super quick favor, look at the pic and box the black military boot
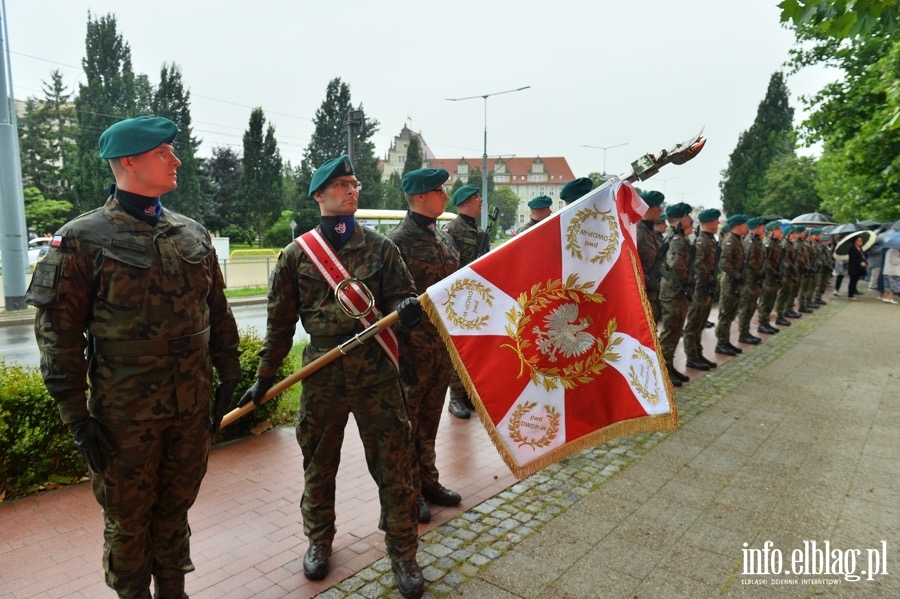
[738,334,761,345]
[715,343,737,356]
[416,495,431,523]
[798,305,814,313]
[670,367,690,382]
[422,482,461,506]
[669,374,682,387]
[775,316,792,326]
[685,358,710,371]
[701,356,718,369]
[785,310,803,318]
[392,559,425,598]
[303,542,331,580]
[758,324,779,335]
[153,575,187,599]
[448,397,470,419]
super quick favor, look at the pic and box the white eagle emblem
[533,303,596,362]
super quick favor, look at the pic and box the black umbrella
[791,212,838,226]
[878,230,900,250]
[762,214,785,223]
[856,220,881,230]
[834,230,877,257]
[830,223,862,235]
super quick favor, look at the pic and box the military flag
[420,179,678,478]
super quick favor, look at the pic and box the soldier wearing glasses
[239,155,426,598]
[387,168,462,526]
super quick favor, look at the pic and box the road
[0,302,307,369]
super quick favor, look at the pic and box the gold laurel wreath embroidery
[507,401,561,450]
[441,279,495,330]
[565,205,620,265]
[500,274,621,391]
[627,346,660,406]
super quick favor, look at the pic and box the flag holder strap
[217,301,408,430]
[218,129,707,431]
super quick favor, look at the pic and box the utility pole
[0,1,29,311]
[345,110,365,168]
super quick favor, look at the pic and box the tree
[719,72,795,215]
[489,186,520,231]
[23,187,73,236]
[152,63,207,221]
[299,78,383,210]
[466,167,494,197]
[73,12,140,213]
[401,135,423,175]
[237,108,283,247]
[779,0,900,39]
[758,155,822,217]
[204,146,242,234]
[382,172,405,211]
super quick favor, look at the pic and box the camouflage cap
[560,177,593,203]
[528,195,553,210]
[99,116,178,159]
[451,184,480,206]
[402,168,450,194]
[309,155,355,195]
[638,190,665,207]
[698,208,721,223]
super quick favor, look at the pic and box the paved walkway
[1,292,898,598]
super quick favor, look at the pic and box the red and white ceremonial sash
[295,230,400,371]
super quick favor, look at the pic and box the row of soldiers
[635,191,835,388]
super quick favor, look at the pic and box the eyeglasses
[330,180,362,192]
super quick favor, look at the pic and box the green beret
[665,202,692,219]
[451,184,479,206]
[98,116,178,159]
[810,227,823,235]
[726,214,747,227]
[657,211,667,224]
[560,177,593,202]
[793,225,807,234]
[697,208,721,223]
[765,221,782,232]
[309,155,355,195]
[746,216,766,229]
[638,190,665,207]
[402,168,450,194]
[528,195,553,210]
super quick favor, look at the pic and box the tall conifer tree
[236,108,283,247]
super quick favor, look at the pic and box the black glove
[211,380,238,433]
[67,417,115,473]
[237,376,276,409]
[397,296,422,328]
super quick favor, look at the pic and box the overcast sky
[4,1,837,211]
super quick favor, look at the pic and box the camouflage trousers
[775,276,797,315]
[91,408,209,599]
[646,287,661,323]
[757,281,780,326]
[737,283,763,336]
[659,294,690,366]
[682,292,713,361]
[799,273,816,307]
[295,375,418,561]
[815,270,831,301]
[448,370,469,404]
[716,278,743,343]
[402,344,454,494]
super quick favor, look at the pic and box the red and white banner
[421,179,678,478]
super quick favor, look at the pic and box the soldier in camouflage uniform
[796,227,816,313]
[516,195,553,234]
[658,202,694,387]
[813,230,834,304]
[683,208,721,371]
[635,190,666,322]
[238,156,426,598]
[442,184,483,419]
[714,214,748,356]
[27,117,242,599]
[737,216,767,345]
[756,221,785,334]
[387,168,462,527]
[775,226,802,325]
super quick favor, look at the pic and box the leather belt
[93,327,211,357]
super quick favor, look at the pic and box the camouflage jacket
[636,219,664,292]
[718,232,746,281]
[742,234,765,286]
[257,222,416,390]
[27,196,241,424]
[692,231,718,297]
[796,239,810,273]
[443,215,482,267]
[387,215,460,349]
[762,236,784,283]
[660,227,692,297]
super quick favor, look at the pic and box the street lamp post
[447,86,530,229]
[580,142,629,176]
